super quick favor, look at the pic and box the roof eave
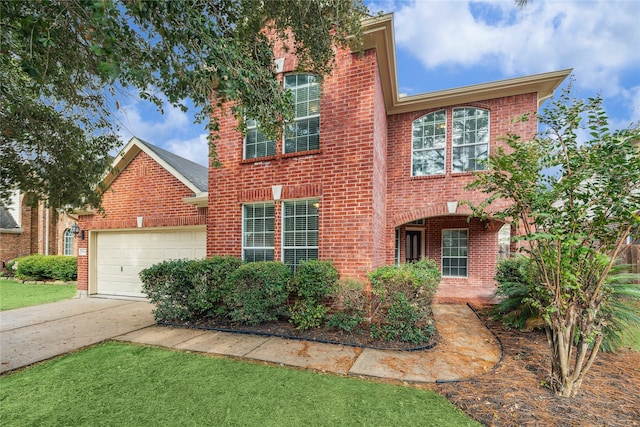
[183,192,209,207]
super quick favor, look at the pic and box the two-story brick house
[207,13,569,303]
[75,13,568,303]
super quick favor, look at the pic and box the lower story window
[282,199,319,270]
[442,229,468,277]
[243,203,274,262]
[63,229,74,256]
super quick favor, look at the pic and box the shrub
[187,256,243,317]
[326,278,367,333]
[288,260,339,330]
[14,255,77,281]
[140,259,198,321]
[492,256,538,330]
[371,293,434,345]
[140,256,243,322]
[226,261,291,325]
[369,259,440,307]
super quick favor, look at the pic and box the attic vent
[274,58,285,73]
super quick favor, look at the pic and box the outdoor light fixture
[70,223,80,236]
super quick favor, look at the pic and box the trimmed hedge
[288,260,339,330]
[13,255,77,281]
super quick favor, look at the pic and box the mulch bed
[436,308,640,427]
[161,315,437,351]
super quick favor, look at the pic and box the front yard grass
[0,279,76,311]
[0,341,479,427]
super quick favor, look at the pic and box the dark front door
[406,230,421,262]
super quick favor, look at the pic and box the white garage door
[95,228,206,297]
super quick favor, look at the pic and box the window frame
[451,107,490,173]
[283,73,321,154]
[243,118,276,160]
[281,198,319,271]
[411,110,447,177]
[63,228,74,256]
[242,202,275,263]
[441,228,468,278]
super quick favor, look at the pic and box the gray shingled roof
[0,206,19,229]
[137,139,208,192]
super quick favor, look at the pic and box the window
[63,229,74,256]
[442,229,468,277]
[452,107,489,172]
[284,74,320,153]
[244,119,275,159]
[412,110,446,176]
[243,203,275,262]
[282,199,319,270]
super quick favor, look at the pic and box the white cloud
[114,95,209,165]
[392,0,640,98]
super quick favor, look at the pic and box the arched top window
[452,107,489,172]
[284,74,320,153]
[63,228,74,256]
[412,110,446,176]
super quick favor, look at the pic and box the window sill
[241,149,323,165]
[410,174,446,181]
[282,149,323,159]
[241,155,278,164]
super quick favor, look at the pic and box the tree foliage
[1,0,368,209]
[468,88,640,397]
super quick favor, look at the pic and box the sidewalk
[2,299,501,382]
[115,304,502,383]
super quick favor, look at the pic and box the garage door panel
[96,228,206,297]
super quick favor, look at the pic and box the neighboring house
[75,13,569,303]
[0,190,79,269]
[76,137,208,297]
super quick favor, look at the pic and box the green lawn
[0,342,479,427]
[0,279,77,311]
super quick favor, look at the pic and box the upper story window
[244,119,275,160]
[284,74,320,153]
[63,228,74,256]
[412,110,446,176]
[452,107,489,172]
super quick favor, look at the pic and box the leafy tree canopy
[468,87,640,397]
[1,0,368,209]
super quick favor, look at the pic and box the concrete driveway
[0,298,154,374]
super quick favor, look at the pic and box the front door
[406,230,422,262]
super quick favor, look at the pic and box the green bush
[288,260,339,330]
[326,279,367,333]
[187,256,243,317]
[14,255,77,281]
[371,293,434,345]
[369,259,440,307]
[226,261,291,325]
[492,256,538,330]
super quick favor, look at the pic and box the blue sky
[114,0,640,165]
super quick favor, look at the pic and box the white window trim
[283,73,321,154]
[63,228,74,256]
[281,198,319,269]
[451,107,490,174]
[411,110,447,177]
[442,228,469,278]
[241,202,275,262]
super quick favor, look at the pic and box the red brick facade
[77,148,207,293]
[206,17,553,303]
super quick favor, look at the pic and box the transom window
[442,229,468,277]
[284,74,320,153]
[412,110,446,176]
[282,199,319,270]
[452,107,489,172]
[63,229,74,256]
[243,203,275,262]
[244,119,275,160]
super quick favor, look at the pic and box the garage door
[95,228,206,297]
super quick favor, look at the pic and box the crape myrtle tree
[468,89,640,397]
[1,0,368,209]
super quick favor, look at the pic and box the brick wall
[207,47,381,281]
[77,150,208,292]
[386,94,538,302]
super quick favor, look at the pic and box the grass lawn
[0,342,478,427]
[0,279,77,311]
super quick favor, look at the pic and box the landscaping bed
[436,307,640,427]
